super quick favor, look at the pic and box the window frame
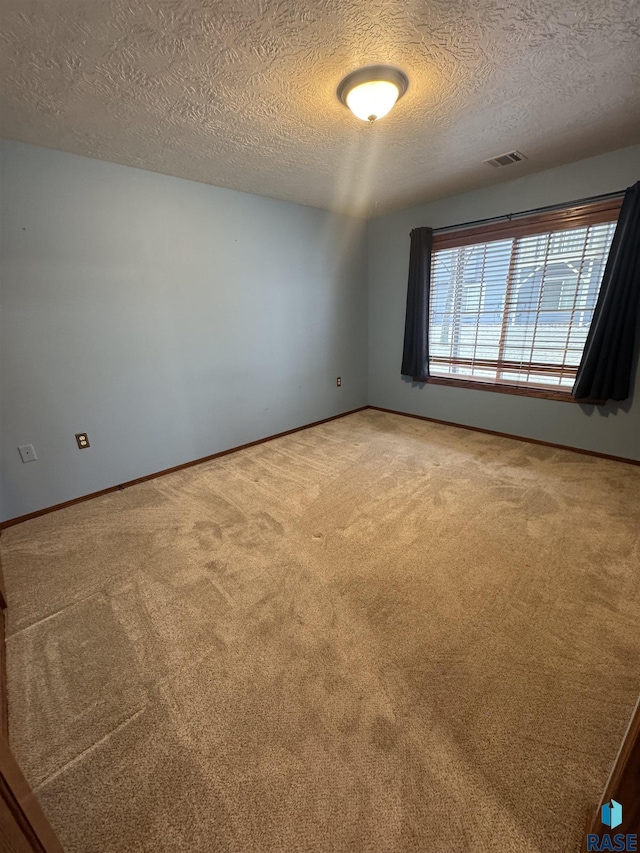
[427,197,623,404]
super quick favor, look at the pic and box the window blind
[428,203,620,392]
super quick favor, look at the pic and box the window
[428,199,622,398]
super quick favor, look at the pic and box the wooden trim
[0,736,65,853]
[432,197,623,250]
[368,406,640,467]
[0,407,368,530]
[0,551,6,740]
[0,532,66,851]
[582,695,640,848]
[0,550,7,611]
[0,609,7,742]
[425,375,602,404]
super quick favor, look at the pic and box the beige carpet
[2,409,639,853]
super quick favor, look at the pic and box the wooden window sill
[425,375,604,405]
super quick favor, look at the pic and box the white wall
[368,145,640,460]
[0,141,368,521]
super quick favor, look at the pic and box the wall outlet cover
[18,444,37,463]
[75,433,90,449]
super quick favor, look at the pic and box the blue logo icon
[602,800,623,830]
[587,800,636,851]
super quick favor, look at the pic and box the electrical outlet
[75,433,90,449]
[18,444,37,463]
[336,377,342,387]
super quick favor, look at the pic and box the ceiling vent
[483,150,527,168]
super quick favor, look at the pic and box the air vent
[483,150,527,168]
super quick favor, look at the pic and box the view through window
[429,206,620,394]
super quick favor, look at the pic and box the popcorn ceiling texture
[1,0,639,215]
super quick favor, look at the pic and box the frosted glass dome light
[346,80,399,122]
[338,66,409,123]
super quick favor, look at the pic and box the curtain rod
[432,189,626,235]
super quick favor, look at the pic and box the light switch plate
[18,444,37,463]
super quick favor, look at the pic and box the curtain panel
[573,181,640,402]
[401,227,433,382]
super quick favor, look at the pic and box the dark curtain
[401,227,433,382]
[573,181,640,402]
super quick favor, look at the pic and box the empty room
[0,1,639,851]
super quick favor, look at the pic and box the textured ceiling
[1,0,639,216]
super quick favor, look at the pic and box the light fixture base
[337,65,409,109]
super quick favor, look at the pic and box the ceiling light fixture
[337,65,409,123]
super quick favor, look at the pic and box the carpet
[2,409,639,852]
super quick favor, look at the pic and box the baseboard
[0,734,66,852]
[0,552,6,740]
[0,609,7,742]
[0,552,7,611]
[368,406,640,467]
[584,694,640,839]
[2,403,637,530]
[0,407,368,531]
